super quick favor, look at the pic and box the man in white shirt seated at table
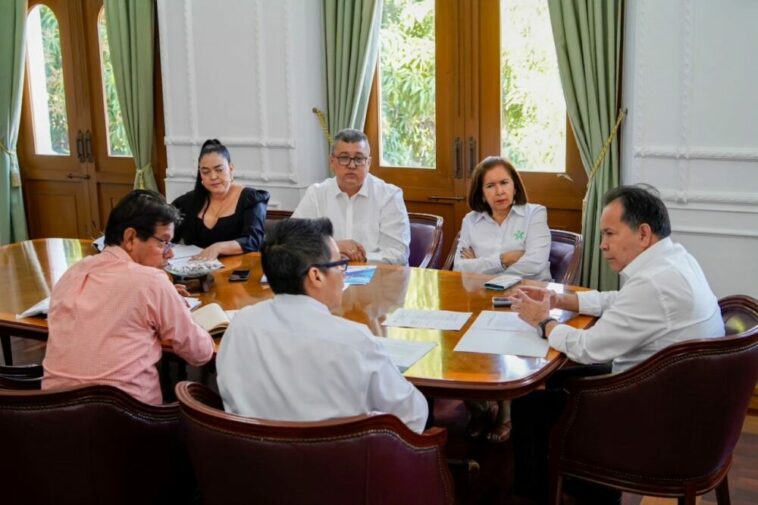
[292,128,410,265]
[216,217,428,433]
[509,184,724,504]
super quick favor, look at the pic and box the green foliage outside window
[98,15,132,156]
[38,6,69,155]
[380,0,436,168]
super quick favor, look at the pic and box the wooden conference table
[0,238,594,400]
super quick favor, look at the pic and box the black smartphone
[229,269,251,282]
[492,296,513,308]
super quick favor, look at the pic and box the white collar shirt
[216,294,428,433]
[453,204,552,280]
[549,237,725,372]
[292,174,410,265]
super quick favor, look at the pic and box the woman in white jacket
[455,156,552,443]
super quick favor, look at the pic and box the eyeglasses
[150,235,176,255]
[308,257,350,273]
[333,155,369,167]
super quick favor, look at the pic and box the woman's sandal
[486,419,512,444]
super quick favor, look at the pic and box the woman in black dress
[172,139,269,259]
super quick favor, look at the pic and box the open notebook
[190,303,238,336]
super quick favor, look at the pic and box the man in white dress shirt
[509,185,724,504]
[216,217,428,433]
[512,184,724,371]
[292,128,410,265]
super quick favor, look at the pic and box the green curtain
[323,0,383,138]
[104,0,157,191]
[548,0,624,291]
[0,0,29,245]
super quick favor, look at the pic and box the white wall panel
[622,0,758,297]
[158,0,328,207]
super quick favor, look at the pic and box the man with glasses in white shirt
[216,218,427,432]
[292,128,410,265]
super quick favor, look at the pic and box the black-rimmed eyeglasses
[150,235,176,255]
[309,258,349,273]
[332,155,369,167]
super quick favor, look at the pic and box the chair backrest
[408,212,444,268]
[551,330,758,496]
[176,381,455,505]
[442,231,460,271]
[719,295,758,336]
[263,209,293,238]
[0,363,43,390]
[549,229,583,285]
[0,385,193,505]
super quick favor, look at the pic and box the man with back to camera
[216,217,428,432]
[509,184,724,503]
[292,128,410,265]
[43,190,215,404]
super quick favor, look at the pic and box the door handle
[468,137,477,176]
[84,130,94,162]
[454,137,463,179]
[429,195,465,201]
[76,130,85,163]
[66,173,91,180]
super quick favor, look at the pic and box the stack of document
[455,311,547,358]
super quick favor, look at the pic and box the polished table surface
[0,238,594,400]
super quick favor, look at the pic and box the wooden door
[366,0,587,260]
[19,0,135,239]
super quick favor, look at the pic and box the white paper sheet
[184,297,203,310]
[382,308,472,331]
[16,297,51,318]
[454,311,548,357]
[371,337,437,372]
[171,244,204,260]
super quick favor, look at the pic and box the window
[500,0,565,172]
[97,9,131,157]
[26,5,69,155]
[379,0,435,168]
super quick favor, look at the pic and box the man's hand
[515,286,558,307]
[459,246,477,259]
[500,250,524,267]
[192,244,222,261]
[337,240,367,262]
[174,284,191,297]
[510,288,551,327]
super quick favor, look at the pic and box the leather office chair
[442,231,460,271]
[0,385,194,505]
[409,212,444,268]
[549,229,583,285]
[263,209,293,238]
[176,381,455,505]
[548,330,758,505]
[0,363,43,389]
[719,295,758,336]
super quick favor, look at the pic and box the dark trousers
[512,363,620,505]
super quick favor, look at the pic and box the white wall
[157,0,330,210]
[620,0,758,297]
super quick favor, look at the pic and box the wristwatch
[538,317,557,339]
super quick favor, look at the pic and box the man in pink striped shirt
[42,190,214,404]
